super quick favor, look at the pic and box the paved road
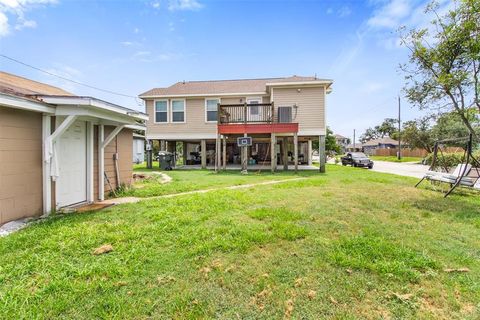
[370,160,428,179]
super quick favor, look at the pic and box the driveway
[370,161,429,179]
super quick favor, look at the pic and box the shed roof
[0,71,74,97]
[139,75,332,97]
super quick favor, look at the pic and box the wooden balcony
[217,103,298,135]
[218,103,275,124]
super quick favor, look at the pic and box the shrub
[424,151,480,170]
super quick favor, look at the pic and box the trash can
[158,151,174,170]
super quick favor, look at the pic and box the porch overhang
[218,123,299,135]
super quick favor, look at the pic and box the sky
[0,0,452,142]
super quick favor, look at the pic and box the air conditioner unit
[277,106,292,123]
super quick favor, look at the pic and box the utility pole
[398,96,401,160]
[353,129,356,150]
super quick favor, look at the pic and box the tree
[402,117,435,153]
[431,108,480,143]
[359,118,399,143]
[313,127,341,153]
[359,127,379,143]
[401,109,479,152]
[375,118,398,138]
[400,0,480,140]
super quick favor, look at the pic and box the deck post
[319,135,326,173]
[308,139,313,166]
[170,141,176,168]
[215,134,221,172]
[201,139,207,169]
[182,142,187,165]
[160,140,166,151]
[294,133,298,173]
[283,137,288,170]
[222,136,227,170]
[241,133,248,172]
[244,103,248,124]
[271,133,276,172]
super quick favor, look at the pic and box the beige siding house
[0,72,147,226]
[140,76,332,172]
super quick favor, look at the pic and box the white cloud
[151,0,203,12]
[326,7,333,14]
[338,6,352,18]
[367,0,411,29]
[168,0,202,11]
[0,0,56,37]
[14,18,36,30]
[133,51,151,57]
[133,27,140,34]
[121,41,142,47]
[0,11,9,36]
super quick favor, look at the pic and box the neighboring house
[0,72,147,226]
[335,134,349,153]
[133,133,145,163]
[345,144,362,152]
[362,137,398,155]
[139,75,332,172]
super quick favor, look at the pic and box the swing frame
[415,134,480,197]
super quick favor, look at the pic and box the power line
[0,54,138,99]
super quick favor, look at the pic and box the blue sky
[0,0,451,141]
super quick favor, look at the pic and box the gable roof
[362,137,398,147]
[139,75,332,97]
[335,134,348,139]
[0,71,74,97]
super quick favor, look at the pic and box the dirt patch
[133,172,172,184]
[93,244,113,255]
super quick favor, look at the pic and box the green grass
[1,165,479,319]
[370,155,424,163]
[125,163,313,198]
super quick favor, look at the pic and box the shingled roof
[139,75,332,97]
[362,137,399,147]
[0,71,74,97]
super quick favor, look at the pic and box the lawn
[125,163,312,198]
[370,155,424,163]
[1,165,479,319]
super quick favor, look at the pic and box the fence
[372,147,463,157]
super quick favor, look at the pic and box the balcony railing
[218,103,275,124]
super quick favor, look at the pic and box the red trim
[218,123,299,134]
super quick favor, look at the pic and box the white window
[155,100,168,123]
[171,99,185,123]
[205,98,219,122]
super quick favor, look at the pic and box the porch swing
[415,134,480,197]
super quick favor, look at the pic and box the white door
[247,97,262,122]
[56,120,87,207]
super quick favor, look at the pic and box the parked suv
[341,152,374,169]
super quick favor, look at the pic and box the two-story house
[335,134,350,154]
[139,76,332,172]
